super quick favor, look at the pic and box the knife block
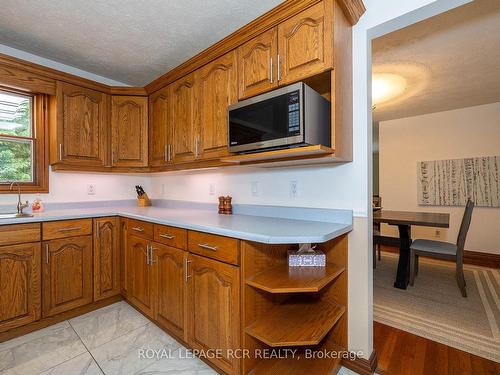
[137,193,152,207]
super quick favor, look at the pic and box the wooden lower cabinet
[0,243,41,333]
[153,243,186,341]
[93,217,120,301]
[186,253,241,375]
[42,236,93,317]
[126,234,155,318]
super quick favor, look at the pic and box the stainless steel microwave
[228,82,330,153]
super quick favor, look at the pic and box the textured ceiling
[372,0,500,122]
[0,0,283,86]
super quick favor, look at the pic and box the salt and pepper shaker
[218,196,233,215]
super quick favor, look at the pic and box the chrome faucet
[10,182,30,217]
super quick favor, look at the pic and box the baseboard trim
[464,250,500,269]
[0,295,122,343]
[341,350,378,375]
[380,245,500,269]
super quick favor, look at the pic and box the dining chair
[409,199,474,297]
[373,196,382,269]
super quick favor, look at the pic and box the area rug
[373,252,500,362]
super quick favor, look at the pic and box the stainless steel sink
[0,212,34,219]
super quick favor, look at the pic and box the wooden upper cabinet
[111,96,148,167]
[51,82,109,166]
[94,217,120,301]
[197,51,238,160]
[237,28,278,100]
[42,236,93,317]
[126,234,155,318]
[169,73,198,163]
[277,1,333,85]
[0,243,41,333]
[187,254,240,375]
[149,86,171,167]
[154,244,186,341]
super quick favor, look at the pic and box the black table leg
[394,224,411,289]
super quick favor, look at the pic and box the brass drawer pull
[185,258,192,283]
[160,233,175,239]
[58,226,82,232]
[198,243,218,251]
[150,246,157,264]
[132,227,144,232]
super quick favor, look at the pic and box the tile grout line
[24,320,94,375]
[68,319,107,375]
[67,301,151,351]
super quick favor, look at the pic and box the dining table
[373,210,450,289]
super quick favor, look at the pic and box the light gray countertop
[0,202,352,245]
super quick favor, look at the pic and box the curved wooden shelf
[246,263,344,293]
[245,299,345,347]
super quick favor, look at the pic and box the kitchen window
[0,88,48,193]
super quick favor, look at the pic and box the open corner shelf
[245,299,345,347]
[220,145,335,165]
[246,263,345,293]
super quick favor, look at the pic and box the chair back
[456,199,474,258]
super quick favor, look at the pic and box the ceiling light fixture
[372,73,407,107]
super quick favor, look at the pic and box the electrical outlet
[290,181,298,198]
[161,184,166,195]
[87,184,96,195]
[435,229,441,238]
[209,183,216,196]
[251,181,259,197]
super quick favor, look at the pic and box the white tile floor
[0,301,358,375]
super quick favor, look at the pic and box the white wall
[379,102,500,254]
[0,170,151,205]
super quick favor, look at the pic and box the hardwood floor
[374,322,500,375]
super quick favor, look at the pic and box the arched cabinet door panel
[0,243,41,333]
[154,243,186,341]
[126,234,155,318]
[94,217,120,301]
[42,236,92,317]
[52,81,109,166]
[237,28,278,100]
[197,51,238,160]
[278,1,333,85]
[186,253,240,375]
[169,73,198,163]
[149,87,172,167]
[111,96,148,167]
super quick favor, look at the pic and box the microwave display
[229,90,302,148]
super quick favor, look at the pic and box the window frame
[0,86,49,193]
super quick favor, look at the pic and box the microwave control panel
[287,90,301,135]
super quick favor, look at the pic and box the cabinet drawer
[126,218,153,239]
[188,231,240,265]
[43,219,92,240]
[0,223,40,246]
[154,224,187,250]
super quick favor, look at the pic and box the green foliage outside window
[0,97,33,183]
